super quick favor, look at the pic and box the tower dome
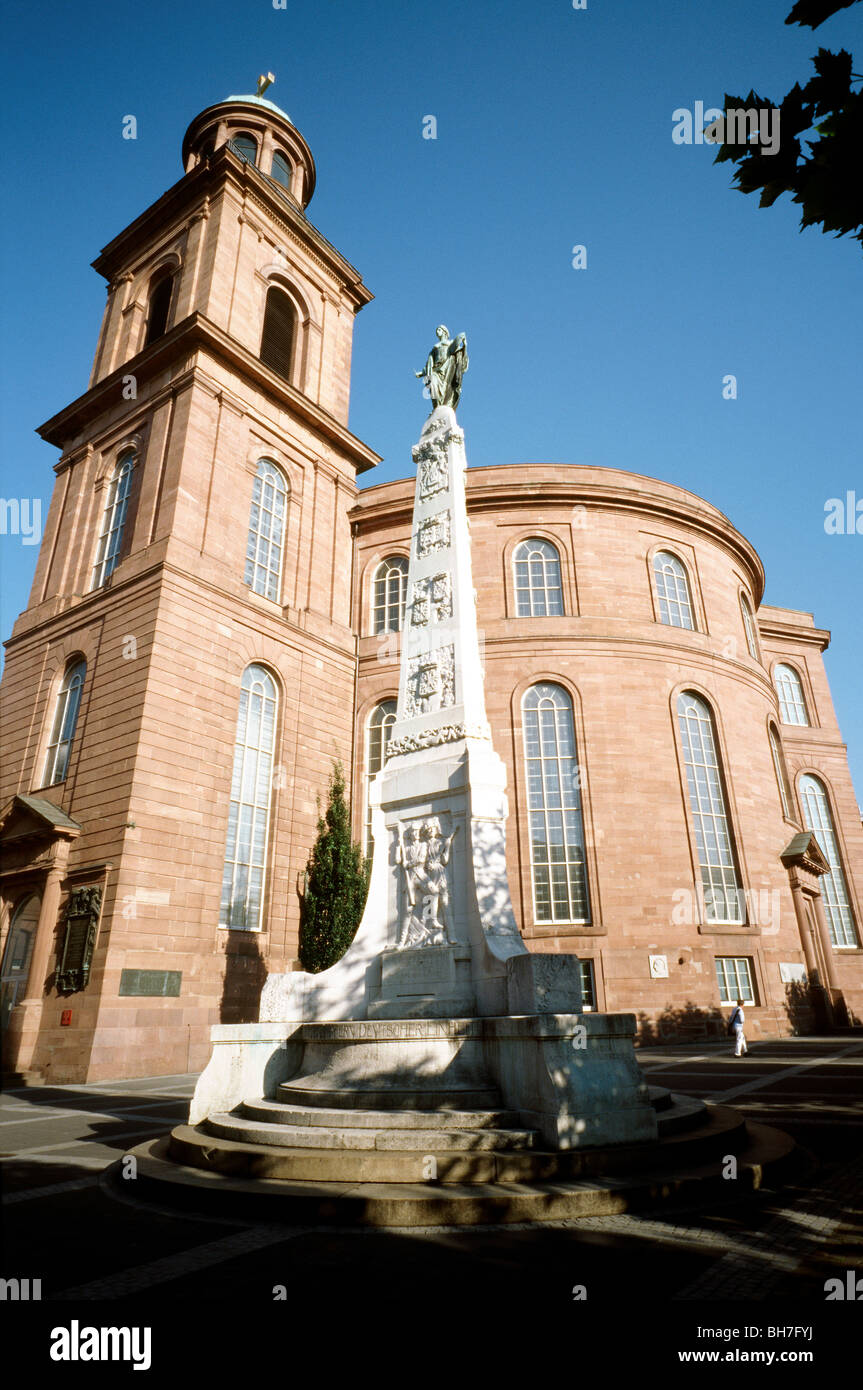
[182,83,316,209]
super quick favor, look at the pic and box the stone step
[170,1125,538,1183]
[123,1119,805,1227]
[654,1093,707,1136]
[170,1103,749,1186]
[277,1082,503,1111]
[240,1098,525,1131]
[206,1112,539,1152]
[247,1091,704,1137]
[647,1085,673,1110]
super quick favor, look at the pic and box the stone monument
[189,331,657,1150]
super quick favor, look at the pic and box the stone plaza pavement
[2,1037,861,1309]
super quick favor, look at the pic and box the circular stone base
[111,1102,807,1228]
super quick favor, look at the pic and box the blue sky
[1,0,861,794]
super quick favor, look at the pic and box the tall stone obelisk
[261,327,532,1021]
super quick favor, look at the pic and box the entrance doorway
[1,894,41,1031]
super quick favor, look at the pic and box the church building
[2,89,861,1084]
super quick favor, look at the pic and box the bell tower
[0,80,379,1083]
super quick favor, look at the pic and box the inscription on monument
[385,720,492,757]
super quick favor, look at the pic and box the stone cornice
[157,565,357,663]
[352,465,766,603]
[3,554,357,667]
[37,312,381,475]
[360,629,781,701]
[91,147,372,311]
[3,567,160,653]
[757,616,831,651]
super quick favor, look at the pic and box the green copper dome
[223,94,292,124]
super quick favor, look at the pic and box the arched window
[0,894,41,1032]
[42,659,86,786]
[260,286,297,382]
[229,132,257,164]
[92,452,134,589]
[364,700,397,857]
[220,665,278,931]
[373,556,408,634]
[769,724,794,821]
[270,150,292,191]
[676,692,743,923]
[798,775,858,947]
[513,538,564,616]
[144,273,173,346]
[245,459,288,601]
[740,592,760,661]
[522,683,590,923]
[774,663,809,726]
[653,552,695,630]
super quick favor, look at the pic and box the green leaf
[785,0,859,31]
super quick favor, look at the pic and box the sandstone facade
[352,469,863,1043]
[1,94,860,1083]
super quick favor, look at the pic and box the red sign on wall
[60,1010,72,1026]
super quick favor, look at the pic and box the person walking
[729,1000,747,1057]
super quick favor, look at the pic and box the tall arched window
[220,665,278,931]
[270,150,292,190]
[513,538,564,616]
[774,663,809,726]
[229,132,257,164]
[42,659,86,786]
[364,700,397,857]
[740,592,760,661]
[245,459,288,601]
[144,273,173,345]
[653,551,695,629]
[373,556,408,634]
[676,692,744,923]
[522,683,590,923]
[798,774,858,947]
[768,724,794,821]
[260,286,297,382]
[92,452,134,589]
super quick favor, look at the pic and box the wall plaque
[55,886,102,995]
[119,969,182,997]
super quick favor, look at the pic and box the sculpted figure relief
[420,818,457,944]
[395,824,425,916]
[416,325,468,411]
[396,817,459,948]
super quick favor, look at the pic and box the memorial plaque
[381,946,456,996]
[119,969,182,997]
[55,886,102,995]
